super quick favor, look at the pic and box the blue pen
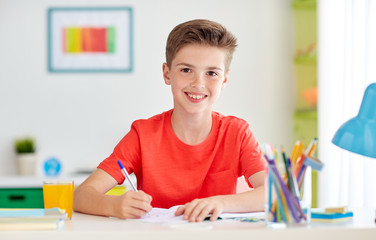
[117,160,137,192]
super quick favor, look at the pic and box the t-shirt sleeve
[239,124,266,188]
[97,122,141,184]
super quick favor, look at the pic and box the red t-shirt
[98,109,265,208]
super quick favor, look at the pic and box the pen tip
[117,160,124,168]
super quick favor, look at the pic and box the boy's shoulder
[132,109,172,127]
[213,111,250,131]
[213,111,248,125]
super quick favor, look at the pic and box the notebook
[0,208,67,230]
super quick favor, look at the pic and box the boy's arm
[175,170,264,222]
[73,168,152,219]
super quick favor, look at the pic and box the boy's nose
[190,75,205,89]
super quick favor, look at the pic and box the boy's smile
[163,44,229,116]
[185,92,207,102]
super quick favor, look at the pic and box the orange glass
[43,180,74,219]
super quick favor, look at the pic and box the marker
[117,160,137,191]
[281,147,294,193]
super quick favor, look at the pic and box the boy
[74,19,265,222]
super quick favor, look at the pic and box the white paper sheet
[136,206,185,223]
[133,206,264,224]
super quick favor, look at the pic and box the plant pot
[16,153,37,176]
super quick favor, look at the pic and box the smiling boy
[74,19,265,222]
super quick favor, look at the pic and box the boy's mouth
[186,92,207,100]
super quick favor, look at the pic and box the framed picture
[48,7,133,73]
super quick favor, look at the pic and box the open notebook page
[133,205,264,223]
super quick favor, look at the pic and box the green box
[0,188,44,208]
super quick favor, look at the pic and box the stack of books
[0,208,67,230]
[311,206,353,223]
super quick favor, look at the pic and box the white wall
[0,0,294,176]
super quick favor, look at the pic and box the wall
[0,0,294,176]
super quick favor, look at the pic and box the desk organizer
[263,138,323,226]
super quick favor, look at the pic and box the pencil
[290,140,300,165]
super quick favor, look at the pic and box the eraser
[324,206,348,214]
[303,156,324,171]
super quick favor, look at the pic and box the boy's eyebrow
[176,63,224,71]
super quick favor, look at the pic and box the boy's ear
[163,63,171,85]
[221,70,230,89]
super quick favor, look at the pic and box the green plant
[14,137,36,154]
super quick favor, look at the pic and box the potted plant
[14,137,37,176]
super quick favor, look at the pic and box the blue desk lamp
[332,83,376,223]
[332,83,376,158]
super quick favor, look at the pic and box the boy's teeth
[188,93,204,99]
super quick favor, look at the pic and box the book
[0,208,67,230]
[0,218,64,230]
[311,208,353,223]
[0,207,66,218]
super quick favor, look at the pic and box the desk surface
[1,209,375,240]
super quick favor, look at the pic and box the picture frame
[48,7,133,73]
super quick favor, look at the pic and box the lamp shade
[332,83,376,158]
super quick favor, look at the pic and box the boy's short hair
[165,19,238,71]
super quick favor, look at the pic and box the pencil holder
[264,156,311,227]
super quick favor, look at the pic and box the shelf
[294,55,317,65]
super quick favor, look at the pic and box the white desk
[1,209,375,240]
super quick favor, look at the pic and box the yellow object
[43,181,74,218]
[105,186,126,196]
[325,206,348,214]
[306,138,318,157]
[66,27,82,53]
[290,140,301,165]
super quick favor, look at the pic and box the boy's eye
[207,71,217,76]
[181,68,191,73]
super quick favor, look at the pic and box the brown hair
[165,19,237,71]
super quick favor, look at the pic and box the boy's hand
[174,196,225,222]
[113,190,152,219]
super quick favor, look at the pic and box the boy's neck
[170,109,213,145]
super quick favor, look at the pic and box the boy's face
[163,44,229,116]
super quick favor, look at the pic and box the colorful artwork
[63,27,116,53]
[48,7,133,72]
